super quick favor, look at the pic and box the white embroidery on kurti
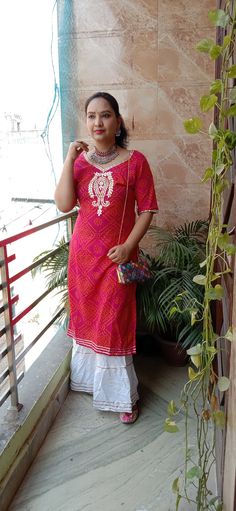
[88,171,114,216]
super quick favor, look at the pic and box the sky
[0,0,58,128]
[0,0,62,207]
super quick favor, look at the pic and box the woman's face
[86,97,120,146]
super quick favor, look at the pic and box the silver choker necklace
[88,144,119,165]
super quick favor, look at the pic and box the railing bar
[15,309,65,364]
[0,211,77,248]
[0,367,9,384]
[0,296,19,311]
[12,288,53,326]
[0,335,22,359]
[0,326,7,337]
[0,346,8,359]
[0,371,24,408]
[0,388,11,407]
[9,243,69,285]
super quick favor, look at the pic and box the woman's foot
[120,403,139,424]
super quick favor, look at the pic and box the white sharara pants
[70,343,139,412]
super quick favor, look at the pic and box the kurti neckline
[82,149,135,172]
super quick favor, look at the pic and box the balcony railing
[0,211,75,410]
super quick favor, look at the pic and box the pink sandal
[120,403,139,424]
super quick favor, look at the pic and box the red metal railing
[0,212,75,410]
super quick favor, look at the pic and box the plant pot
[155,335,188,367]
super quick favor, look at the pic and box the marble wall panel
[158,29,215,83]
[58,31,158,89]
[58,0,216,230]
[69,0,158,35]
[158,0,216,32]
[157,85,213,136]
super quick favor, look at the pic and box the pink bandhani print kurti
[67,149,158,356]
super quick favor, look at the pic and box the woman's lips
[94,130,105,134]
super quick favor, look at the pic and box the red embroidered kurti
[67,150,158,355]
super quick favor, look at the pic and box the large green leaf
[195,38,214,53]
[208,9,230,28]
[183,117,202,134]
[210,79,222,94]
[200,94,218,112]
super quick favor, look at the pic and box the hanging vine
[164,4,236,510]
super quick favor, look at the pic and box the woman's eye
[103,114,110,118]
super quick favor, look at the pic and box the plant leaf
[199,258,208,268]
[209,44,222,60]
[190,354,201,368]
[193,274,206,285]
[208,9,230,28]
[188,366,199,380]
[176,494,182,511]
[208,122,218,138]
[200,94,218,112]
[183,117,202,134]
[210,79,222,94]
[206,284,224,301]
[164,418,179,433]
[196,38,214,53]
[229,87,236,102]
[209,497,220,506]
[215,178,229,194]
[167,400,178,416]
[218,376,230,392]
[206,346,218,355]
[201,167,214,182]
[216,163,225,175]
[222,35,231,49]
[186,466,203,479]
[187,343,202,356]
[213,410,225,428]
[172,477,180,494]
[224,327,233,342]
[225,104,236,117]
[228,65,236,78]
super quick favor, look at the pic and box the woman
[54,92,158,423]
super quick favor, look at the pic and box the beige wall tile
[71,0,157,34]
[158,0,216,32]
[58,0,216,230]
[158,30,215,83]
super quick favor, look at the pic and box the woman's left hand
[107,243,131,264]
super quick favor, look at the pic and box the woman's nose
[95,115,103,126]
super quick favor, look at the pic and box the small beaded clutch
[117,252,151,284]
[116,156,151,285]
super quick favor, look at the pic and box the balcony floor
[9,353,203,511]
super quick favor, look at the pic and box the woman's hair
[84,92,129,148]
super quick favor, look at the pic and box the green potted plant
[32,236,69,327]
[136,219,208,365]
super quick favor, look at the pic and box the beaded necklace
[88,144,119,165]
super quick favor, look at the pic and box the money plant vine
[164,5,236,511]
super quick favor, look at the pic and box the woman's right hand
[66,140,89,161]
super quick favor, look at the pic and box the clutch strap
[117,155,130,245]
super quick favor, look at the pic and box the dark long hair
[84,92,129,148]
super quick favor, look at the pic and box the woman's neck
[94,141,116,153]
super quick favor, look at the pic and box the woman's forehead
[87,97,113,113]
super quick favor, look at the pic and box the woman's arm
[54,141,88,212]
[107,211,153,263]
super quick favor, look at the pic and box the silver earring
[116,128,121,137]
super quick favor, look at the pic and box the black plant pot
[155,335,188,367]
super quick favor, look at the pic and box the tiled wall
[57,0,216,229]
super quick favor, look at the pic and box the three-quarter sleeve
[134,154,159,215]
